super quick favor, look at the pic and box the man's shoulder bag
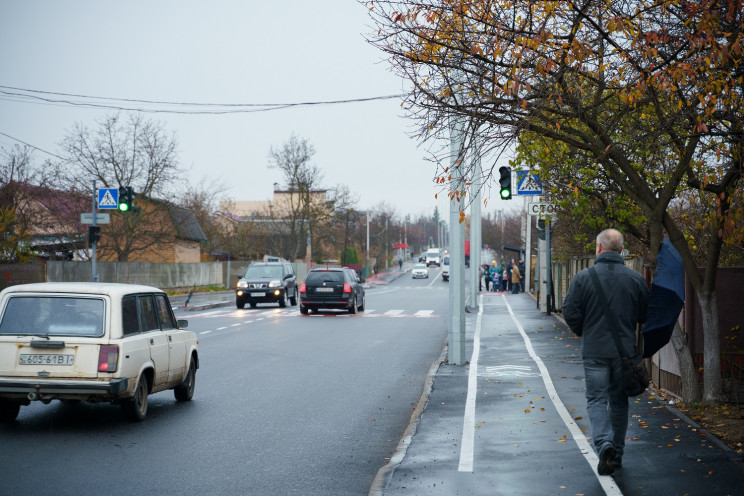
[588,267,650,397]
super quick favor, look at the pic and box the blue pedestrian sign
[516,171,543,195]
[98,188,119,209]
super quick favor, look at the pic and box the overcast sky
[0,1,517,219]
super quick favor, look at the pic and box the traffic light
[88,225,101,246]
[118,186,134,212]
[499,166,512,200]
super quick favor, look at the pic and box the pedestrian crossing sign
[98,188,119,209]
[516,171,543,195]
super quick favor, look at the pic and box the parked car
[411,263,429,279]
[0,282,198,422]
[442,255,450,281]
[299,267,365,314]
[236,261,297,309]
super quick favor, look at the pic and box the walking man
[562,229,648,475]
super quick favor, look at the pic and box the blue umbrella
[643,237,685,357]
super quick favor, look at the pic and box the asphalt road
[0,266,449,496]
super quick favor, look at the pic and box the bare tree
[58,113,187,261]
[266,134,326,260]
[0,145,63,262]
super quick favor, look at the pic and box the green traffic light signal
[499,166,512,200]
[118,186,133,212]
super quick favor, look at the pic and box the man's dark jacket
[562,252,649,358]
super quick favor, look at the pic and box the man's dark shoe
[598,446,616,475]
[612,455,623,468]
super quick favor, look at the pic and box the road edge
[368,338,448,496]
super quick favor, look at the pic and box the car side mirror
[178,319,189,328]
[359,277,365,283]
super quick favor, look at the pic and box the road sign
[516,171,543,195]
[98,188,119,209]
[80,213,111,224]
[528,203,557,216]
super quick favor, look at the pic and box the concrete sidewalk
[372,291,744,496]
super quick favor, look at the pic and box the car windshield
[306,271,343,284]
[244,265,283,279]
[414,264,426,269]
[0,296,105,337]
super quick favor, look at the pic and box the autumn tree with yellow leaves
[365,0,743,403]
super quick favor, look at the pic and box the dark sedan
[299,267,365,314]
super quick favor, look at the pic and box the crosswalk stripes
[189,307,440,319]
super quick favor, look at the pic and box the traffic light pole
[90,180,98,282]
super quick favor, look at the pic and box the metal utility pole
[448,115,467,365]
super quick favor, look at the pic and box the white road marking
[384,309,405,316]
[199,331,212,335]
[504,295,622,494]
[458,294,483,472]
[216,326,227,331]
[414,310,434,317]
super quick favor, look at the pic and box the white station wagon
[0,283,198,422]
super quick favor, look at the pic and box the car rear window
[306,271,344,284]
[0,295,105,337]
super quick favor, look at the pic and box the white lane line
[199,331,212,335]
[458,294,483,472]
[384,309,405,316]
[216,326,227,331]
[502,295,623,495]
[414,310,434,317]
[242,320,253,324]
[231,323,240,327]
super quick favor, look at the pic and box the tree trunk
[671,321,701,402]
[698,291,724,404]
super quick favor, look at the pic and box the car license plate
[316,287,334,293]
[250,292,265,297]
[19,354,74,366]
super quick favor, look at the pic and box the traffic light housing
[118,186,134,212]
[499,166,512,200]
[88,225,101,246]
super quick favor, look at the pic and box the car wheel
[358,294,365,312]
[300,305,308,315]
[174,357,196,402]
[0,399,20,422]
[236,297,245,309]
[289,288,298,306]
[279,291,288,308]
[122,374,148,421]
[349,296,357,314]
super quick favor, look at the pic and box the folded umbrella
[643,237,685,357]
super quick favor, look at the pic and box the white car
[442,255,450,281]
[0,282,198,422]
[411,263,429,279]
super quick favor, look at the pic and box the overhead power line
[0,85,406,115]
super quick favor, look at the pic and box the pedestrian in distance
[561,228,649,476]
[505,261,513,292]
[483,264,490,291]
[510,262,521,294]
[399,259,403,271]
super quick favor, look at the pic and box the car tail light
[98,345,119,372]
[300,283,306,293]
[343,283,351,293]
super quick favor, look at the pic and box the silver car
[411,263,429,279]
